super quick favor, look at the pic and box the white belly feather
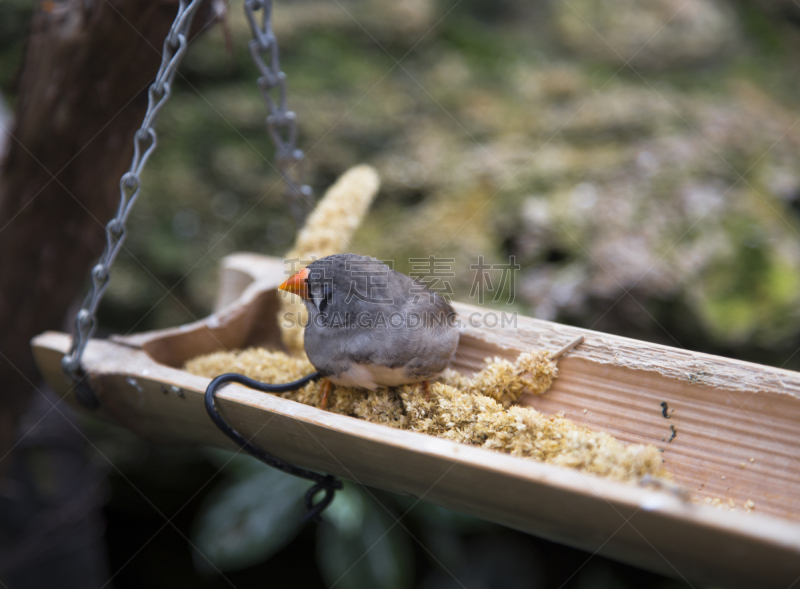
[328,363,427,390]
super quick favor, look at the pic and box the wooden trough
[32,252,800,588]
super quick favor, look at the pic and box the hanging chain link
[59,0,335,518]
[244,0,314,223]
[63,0,314,404]
[61,0,204,399]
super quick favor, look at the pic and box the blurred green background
[2,0,800,586]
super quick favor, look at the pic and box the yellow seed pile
[185,348,668,483]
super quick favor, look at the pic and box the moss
[185,347,668,484]
[697,217,800,342]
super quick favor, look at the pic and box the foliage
[192,451,308,573]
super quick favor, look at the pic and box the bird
[279,253,460,408]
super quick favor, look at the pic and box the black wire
[204,372,343,524]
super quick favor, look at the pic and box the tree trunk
[0,0,216,461]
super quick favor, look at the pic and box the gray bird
[279,253,460,407]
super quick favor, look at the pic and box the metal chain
[59,0,335,517]
[63,0,314,402]
[61,0,204,396]
[244,0,314,223]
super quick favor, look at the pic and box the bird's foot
[422,380,430,401]
[320,379,332,410]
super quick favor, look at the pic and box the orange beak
[279,267,309,299]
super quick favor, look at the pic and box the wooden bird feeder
[32,252,800,589]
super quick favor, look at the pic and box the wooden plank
[450,323,800,521]
[30,253,800,588]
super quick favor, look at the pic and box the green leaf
[191,453,310,573]
[317,484,413,589]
